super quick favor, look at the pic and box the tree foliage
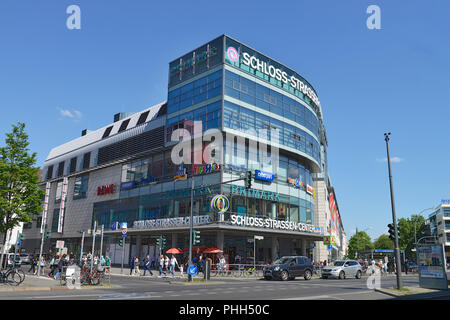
[398,215,428,260]
[348,231,373,259]
[373,234,394,250]
[0,123,44,260]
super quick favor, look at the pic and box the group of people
[129,254,185,278]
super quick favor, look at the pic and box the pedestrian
[39,256,46,275]
[158,254,166,277]
[134,257,140,276]
[169,255,178,278]
[198,255,205,275]
[323,260,327,267]
[143,255,153,276]
[151,255,156,269]
[164,255,169,272]
[129,256,135,275]
[28,255,37,274]
[405,259,408,275]
[179,263,185,278]
[101,255,106,266]
[54,255,65,280]
[47,255,57,278]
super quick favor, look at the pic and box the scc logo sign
[211,194,230,214]
[226,47,239,63]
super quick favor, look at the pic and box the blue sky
[1,0,449,241]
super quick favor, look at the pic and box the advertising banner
[58,177,68,233]
[40,182,51,234]
[417,244,448,290]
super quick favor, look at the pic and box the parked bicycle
[0,267,24,286]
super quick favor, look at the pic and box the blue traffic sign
[188,265,198,276]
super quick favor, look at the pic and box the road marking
[32,294,102,299]
[276,290,377,300]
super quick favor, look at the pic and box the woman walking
[169,255,179,278]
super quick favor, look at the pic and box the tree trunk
[0,231,8,269]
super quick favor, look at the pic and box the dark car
[405,261,418,273]
[263,256,313,281]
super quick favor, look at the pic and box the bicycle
[0,268,23,286]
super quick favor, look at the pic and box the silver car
[321,260,362,279]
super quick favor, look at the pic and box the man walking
[158,254,166,277]
[129,256,135,276]
[143,255,153,276]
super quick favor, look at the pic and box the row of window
[223,100,320,163]
[46,152,91,180]
[166,100,222,142]
[167,70,222,114]
[54,174,89,203]
[224,70,320,135]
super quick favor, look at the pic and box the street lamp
[414,207,435,244]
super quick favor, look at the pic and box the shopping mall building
[23,35,347,265]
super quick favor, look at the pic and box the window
[51,208,64,232]
[118,119,131,132]
[69,157,77,173]
[102,126,113,139]
[57,161,65,177]
[46,165,53,180]
[82,152,91,170]
[73,175,89,200]
[23,222,32,229]
[136,111,150,126]
[55,181,63,203]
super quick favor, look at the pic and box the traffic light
[162,237,167,249]
[245,171,252,189]
[388,224,400,241]
[44,229,51,239]
[18,233,24,241]
[119,238,124,247]
[156,237,161,247]
[193,230,201,245]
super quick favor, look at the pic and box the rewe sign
[97,184,115,196]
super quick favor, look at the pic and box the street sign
[56,240,65,249]
[17,240,21,247]
[254,235,264,240]
[111,221,119,231]
[188,265,198,276]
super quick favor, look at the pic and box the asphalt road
[0,274,421,300]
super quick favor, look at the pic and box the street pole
[13,230,19,268]
[121,236,125,275]
[188,177,194,282]
[37,227,45,277]
[80,231,85,263]
[99,225,104,260]
[384,133,403,289]
[91,221,97,273]
[253,236,256,271]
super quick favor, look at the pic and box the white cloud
[58,108,82,121]
[376,157,404,163]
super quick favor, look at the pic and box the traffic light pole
[37,227,46,277]
[188,178,194,282]
[384,133,403,289]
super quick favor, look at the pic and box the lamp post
[384,132,403,289]
[414,207,435,244]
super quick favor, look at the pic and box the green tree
[397,215,428,260]
[0,123,44,266]
[348,231,373,259]
[373,234,394,250]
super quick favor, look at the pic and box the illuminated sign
[194,163,220,175]
[288,177,303,188]
[226,46,239,62]
[254,170,274,182]
[231,184,280,201]
[230,214,320,234]
[133,215,210,229]
[306,184,315,198]
[97,184,115,196]
[241,51,321,108]
[211,195,230,214]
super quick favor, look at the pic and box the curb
[375,287,450,299]
[0,284,118,293]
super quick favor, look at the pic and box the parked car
[405,261,418,273]
[19,253,31,265]
[0,253,22,268]
[321,260,362,279]
[263,256,313,281]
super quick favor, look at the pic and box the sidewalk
[0,274,115,292]
[375,286,450,299]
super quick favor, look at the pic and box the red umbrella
[203,248,223,254]
[166,248,183,254]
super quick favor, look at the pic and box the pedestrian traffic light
[161,237,167,249]
[193,230,201,245]
[44,229,51,239]
[119,238,124,247]
[156,237,161,247]
[245,171,252,189]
